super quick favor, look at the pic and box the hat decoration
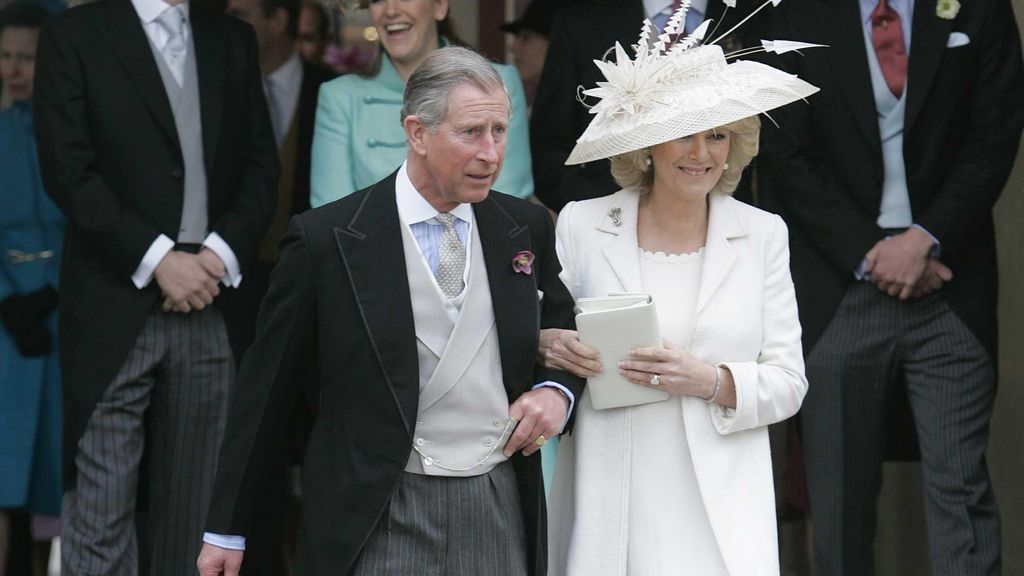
[566,0,826,165]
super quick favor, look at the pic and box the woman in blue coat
[310,0,534,207]
[0,3,62,570]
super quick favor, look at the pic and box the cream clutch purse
[574,293,669,409]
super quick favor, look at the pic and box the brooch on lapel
[608,207,622,227]
[512,250,535,275]
[936,0,959,19]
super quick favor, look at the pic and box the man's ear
[404,115,429,156]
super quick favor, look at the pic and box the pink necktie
[871,0,908,97]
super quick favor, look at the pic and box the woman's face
[649,128,730,201]
[0,26,40,103]
[369,0,447,69]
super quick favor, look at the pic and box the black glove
[0,286,58,357]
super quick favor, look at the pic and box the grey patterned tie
[155,6,187,86]
[435,212,466,299]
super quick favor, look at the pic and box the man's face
[510,29,548,85]
[0,26,39,103]
[297,3,328,64]
[408,83,510,211]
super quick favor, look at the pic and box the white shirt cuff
[131,234,175,289]
[532,381,576,433]
[203,532,246,551]
[203,232,243,288]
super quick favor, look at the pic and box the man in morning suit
[760,0,1024,573]
[32,0,278,571]
[530,0,764,211]
[197,46,585,576]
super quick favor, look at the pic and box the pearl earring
[723,162,730,171]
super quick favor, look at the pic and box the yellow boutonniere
[936,0,960,20]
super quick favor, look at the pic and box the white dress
[626,248,728,576]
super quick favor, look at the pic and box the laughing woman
[310,0,533,207]
[542,6,818,575]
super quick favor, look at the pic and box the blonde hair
[609,115,761,196]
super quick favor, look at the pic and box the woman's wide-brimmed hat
[566,1,822,165]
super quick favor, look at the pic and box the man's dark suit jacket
[230,60,335,350]
[32,0,278,486]
[205,172,585,575]
[759,0,1024,362]
[291,61,335,216]
[530,0,766,211]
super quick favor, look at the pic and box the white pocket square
[946,32,970,48]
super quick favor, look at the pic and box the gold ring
[534,435,547,447]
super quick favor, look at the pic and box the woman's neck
[637,188,710,255]
[390,37,442,82]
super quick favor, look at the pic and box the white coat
[547,189,808,576]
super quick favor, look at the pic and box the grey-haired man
[198,46,584,576]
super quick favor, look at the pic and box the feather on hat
[566,0,824,165]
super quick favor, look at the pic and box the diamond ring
[650,374,661,386]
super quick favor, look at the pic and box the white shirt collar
[266,51,302,89]
[395,162,474,226]
[132,0,190,25]
[643,0,707,18]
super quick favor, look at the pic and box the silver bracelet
[704,364,722,404]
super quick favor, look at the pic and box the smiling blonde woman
[537,4,821,574]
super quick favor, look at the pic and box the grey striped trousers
[61,307,234,576]
[802,283,1000,575]
[350,460,528,576]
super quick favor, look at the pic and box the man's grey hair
[401,46,512,131]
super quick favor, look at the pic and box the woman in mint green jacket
[310,0,533,207]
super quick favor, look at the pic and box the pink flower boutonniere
[512,250,535,275]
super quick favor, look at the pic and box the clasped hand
[865,228,952,300]
[155,248,225,313]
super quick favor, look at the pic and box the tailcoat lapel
[333,173,419,436]
[819,0,882,158]
[474,196,537,398]
[904,0,953,132]
[190,8,224,175]
[103,0,179,149]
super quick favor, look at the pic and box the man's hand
[197,247,227,280]
[197,543,243,576]
[912,258,954,299]
[537,328,603,378]
[154,251,221,313]
[504,387,569,458]
[864,227,936,300]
